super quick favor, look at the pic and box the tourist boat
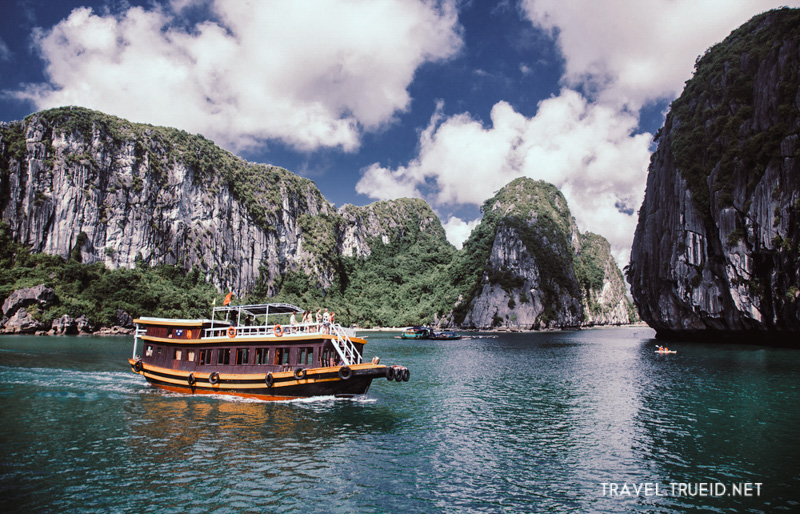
[400,326,432,339]
[429,331,462,340]
[128,303,409,400]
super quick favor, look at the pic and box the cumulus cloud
[358,0,800,265]
[11,0,462,152]
[520,0,800,109]
[442,216,480,249]
[357,91,651,265]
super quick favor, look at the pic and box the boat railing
[331,323,362,365]
[203,321,331,339]
[132,326,147,359]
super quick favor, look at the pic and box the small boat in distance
[129,303,409,401]
[400,326,432,339]
[400,326,462,340]
[429,331,462,340]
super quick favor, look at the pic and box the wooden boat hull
[129,358,396,401]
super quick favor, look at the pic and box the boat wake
[151,388,377,405]
[0,365,147,397]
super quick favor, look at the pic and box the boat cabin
[132,303,365,374]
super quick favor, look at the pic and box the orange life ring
[227,326,237,338]
[274,324,284,337]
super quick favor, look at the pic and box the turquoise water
[1,327,799,512]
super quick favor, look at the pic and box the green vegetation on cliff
[251,198,457,327]
[1,109,631,330]
[575,233,609,293]
[449,178,580,324]
[0,222,219,326]
[668,8,800,218]
[21,107,323,235]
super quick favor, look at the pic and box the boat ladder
[331,324,362,365]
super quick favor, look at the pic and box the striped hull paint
[129,359,387,401]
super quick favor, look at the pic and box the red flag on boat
[223,291,233,306]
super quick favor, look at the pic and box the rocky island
[628,8,800,343]
[1,107,632,333]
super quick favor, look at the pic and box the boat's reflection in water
[124,391,404,483]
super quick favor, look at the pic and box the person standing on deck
[322,308,330,334]
[316,309,322,333]
[289,311,298,334]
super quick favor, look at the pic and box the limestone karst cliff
[628,8,800,341]
[0,107,444,299]
[1,108,632,331]
[446,178,633,329]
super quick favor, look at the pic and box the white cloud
[520,0,800,109]
[441,216,480,249]
[357,90,651,265]
[11,0,462,152]
[359,1,800,265]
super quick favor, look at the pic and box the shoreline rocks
[0,284,135,336]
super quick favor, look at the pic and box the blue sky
[1,0,797,266]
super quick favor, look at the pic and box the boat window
[187,350,196,362]
[299,347,313,366]
[166,327,173,338]
[199,349,212,365]
[274,348,290,365]
[146,345,153,357]
[255,348,268,365]
[174,349,182,360]
[236,348,249,365]
[321,347,335,367]
[217,348,231,365]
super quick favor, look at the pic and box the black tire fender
[385,366,394,381]
[209,372,220,385]
[266,373,274,387]
[133,360,143,373]
[338,366,352,380]
[187,373,196,386]
[402,367,410,382]
[294,367,307,380]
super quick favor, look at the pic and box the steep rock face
[0,107,445,298]
[452,177,631,329]
[578,233,634,326]
[337,198,446,258]
[628,9,800,340]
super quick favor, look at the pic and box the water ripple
[2,330,799,512]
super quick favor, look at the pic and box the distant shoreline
[356,322,648,333]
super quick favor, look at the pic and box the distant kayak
[655,345,676,354]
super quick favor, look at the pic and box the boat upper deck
[134,302,361,344]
